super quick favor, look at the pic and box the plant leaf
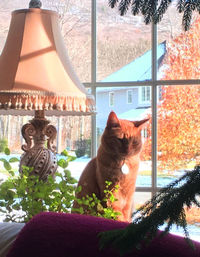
[4,148,10,155]
[3,160,12,171]
[9,157,19,163]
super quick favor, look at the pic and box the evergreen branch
[99,165,200,255]
[154,0,172,24]
[182,0,196,31]
[193,198,200,208]
[108,0,119,8]
[131,0,143,16]
[108,0,200,30]
[177,0,185,12]
[195,0,200,13]
[119,0,131,16]
[141,0,157,16]
[142,0,158,25]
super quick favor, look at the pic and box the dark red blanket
[7,212,200,257]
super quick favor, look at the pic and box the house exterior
[96,41,166,130]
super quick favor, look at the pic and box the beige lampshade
[0,8,95,116]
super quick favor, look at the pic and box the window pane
[160,203,200,241]
[0,115,92,186]
[158,3,200,80]
[96,86,152,187]
[184,201,200,239]
[127,90,133,104]
[157,85,200,181]
[0,115,92,155]
[0,0,91,82]
[133,192,152,212]
[157,84,200,243]
[97,0,151,82]
[109,92,114,107]
[53,0,91,83]
[139,86,151,106]
[0,1,92,182]
[142,87,146,102]
[147,87,150,101]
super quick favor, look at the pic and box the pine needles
[99,165,200,255]
[108,0,200,30]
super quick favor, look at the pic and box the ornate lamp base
[19,110,58,181]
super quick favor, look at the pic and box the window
[93,0,200,237]
[1,0,200,238]
[109,92,114,107]
[139,86,151,104]
[127,90,133,104]
[142,87,150,102]
[158,86,162,101]
[142,128,148,139]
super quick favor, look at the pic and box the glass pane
[158,3,200,80]
[44,0,91,82]
[157,85,200,182]
[66,116,92,180]
[157,84,200,240]
[134,192,200,241]
[96,86,152,186]
[133,192,152,213]
[0,0,91,82]
[109,92,114,107]
[184,201,200,242]
[0,115,91,178]
[127,90,133,104]
[97,0,151,82]
[0,115,91,152]
[160,203,200,242]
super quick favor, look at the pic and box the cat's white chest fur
[121,163,129,174]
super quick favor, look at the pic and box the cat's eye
[132,138,139,145]
[116,137,123,142]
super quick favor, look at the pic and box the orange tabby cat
[72,111,149,222]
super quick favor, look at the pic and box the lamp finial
[29,0,42,8]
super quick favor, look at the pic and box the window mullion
[152,22,158,196]
[91,0,97,158]
[91,0,97,84]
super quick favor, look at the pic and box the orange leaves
[157,84,200,171]
[185,206,200,225]
[142,17,200,172]
[156,16,200,172]
[162,16,200,80]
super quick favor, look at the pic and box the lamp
[0,0,95,180]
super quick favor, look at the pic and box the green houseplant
[0,148,120,223]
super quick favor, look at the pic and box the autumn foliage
[157,85,200,172]
[143,17,200,172]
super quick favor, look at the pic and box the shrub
[0,149,120,222]
[0,150,77,223]
[0,138,8,153]
[75,138,91,158]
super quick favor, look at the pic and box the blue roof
[102,41,166,82]
[118,108,151,121]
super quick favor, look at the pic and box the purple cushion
[7,212,200,257]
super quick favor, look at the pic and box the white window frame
[142,128,148,139]
[139,86,151,105]
[83,0,200,199]
[127,89,133,104]
[109,92,114,107]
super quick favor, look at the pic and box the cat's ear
[106,111,120,129]
[133,118,149,130]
